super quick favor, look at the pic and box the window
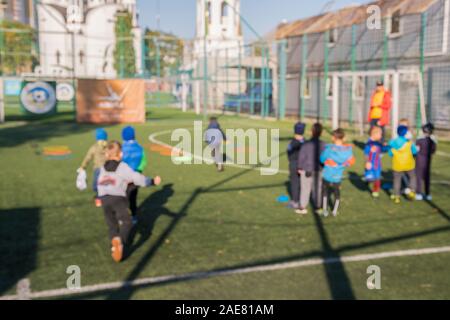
[328,28,338,46]
[388,10,402,36]
[79,50,84,65]
[56,50,61,65]
[302,76,311,99]
[221,1,229,24]
[207,1,212,25]
[353,76,365,100]
[326,76,333,98]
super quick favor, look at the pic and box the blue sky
[137,0,365,40]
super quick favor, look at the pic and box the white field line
[437,151,450,158]
[149,130,450,185]
[2,246,450,300]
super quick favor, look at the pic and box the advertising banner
[76,79,145,124]
[20,81,57,115]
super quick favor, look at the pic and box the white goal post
[329,69,426,137]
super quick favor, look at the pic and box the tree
[144,29,184,78]
[0,20,36,76]
[113,10,137,78]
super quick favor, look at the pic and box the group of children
[288,123,355,217]
[287,119,437,216]
[79,127,161,263]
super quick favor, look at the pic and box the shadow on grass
[0,208,40,296]
[126,184,177,259]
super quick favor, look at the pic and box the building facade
[194,0,243,58]
[276,0,450,130]
[0,0,35,26]
[34,0,142,79]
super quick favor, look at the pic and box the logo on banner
[57,83,75,101]
[20,82,57,114]
[97,83,131,109]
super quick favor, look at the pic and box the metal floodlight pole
[323,30,330,122]
[203,0,208,121]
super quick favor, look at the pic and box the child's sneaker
[407,192,416,201]
[111,237,123,263]
[415,194,424,201]
[315,209,323,215]
[287,201,299,210]
[372,192,380,199]
[296,208,308,215]
[332,211,339,217]
[94,198,102,208]
[390,194,396,200]
[322,210,329,218]
[426,195,433,201]
[393,196,401,204]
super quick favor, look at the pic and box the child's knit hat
[422,123,435,135]
[294,122,306,135]
[397,125,408,137]
[122,126,136,141]
[95,128,108,141]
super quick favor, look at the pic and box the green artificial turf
[0,106,449,300]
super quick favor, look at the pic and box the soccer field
[1,107,450,300]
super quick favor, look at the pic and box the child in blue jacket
[320,129,355,217]
[122,126,148,224]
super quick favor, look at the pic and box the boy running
[320,129,355,217]
[205,117,227,172]
[98,141,161,263]
[122,126,148,225]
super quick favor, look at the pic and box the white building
[0,0,35,26]
[34,0,142,79]
[194,0,243,58]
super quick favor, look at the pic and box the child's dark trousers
[101,195,132,244]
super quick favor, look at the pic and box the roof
[276,0,438,39]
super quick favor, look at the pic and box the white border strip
[2,246,450,300]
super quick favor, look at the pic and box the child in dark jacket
[286,122,306,209]
[296,123,325,215]
[320,129,355,217]
[205,117,227,172]
[415,123,437,201]
[98,141,161,263]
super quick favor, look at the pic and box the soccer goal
[329,69,426,137]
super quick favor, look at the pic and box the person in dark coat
[415,123,437,201]
[287,122,306,209]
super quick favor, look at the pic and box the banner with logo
[20,81,57,115]
[56,83,75,102]
[4,80,22,96]
[76,79,145,124]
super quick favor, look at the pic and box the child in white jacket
[97,141,161,263]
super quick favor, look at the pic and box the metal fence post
[300,34,308,120]
[278,39,287,120]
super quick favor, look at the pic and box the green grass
[0,106,449,300]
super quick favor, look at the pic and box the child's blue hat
[397,125,408,137]
[95,128,108,141]
[122,126,135,141]
[294,122,306,135]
